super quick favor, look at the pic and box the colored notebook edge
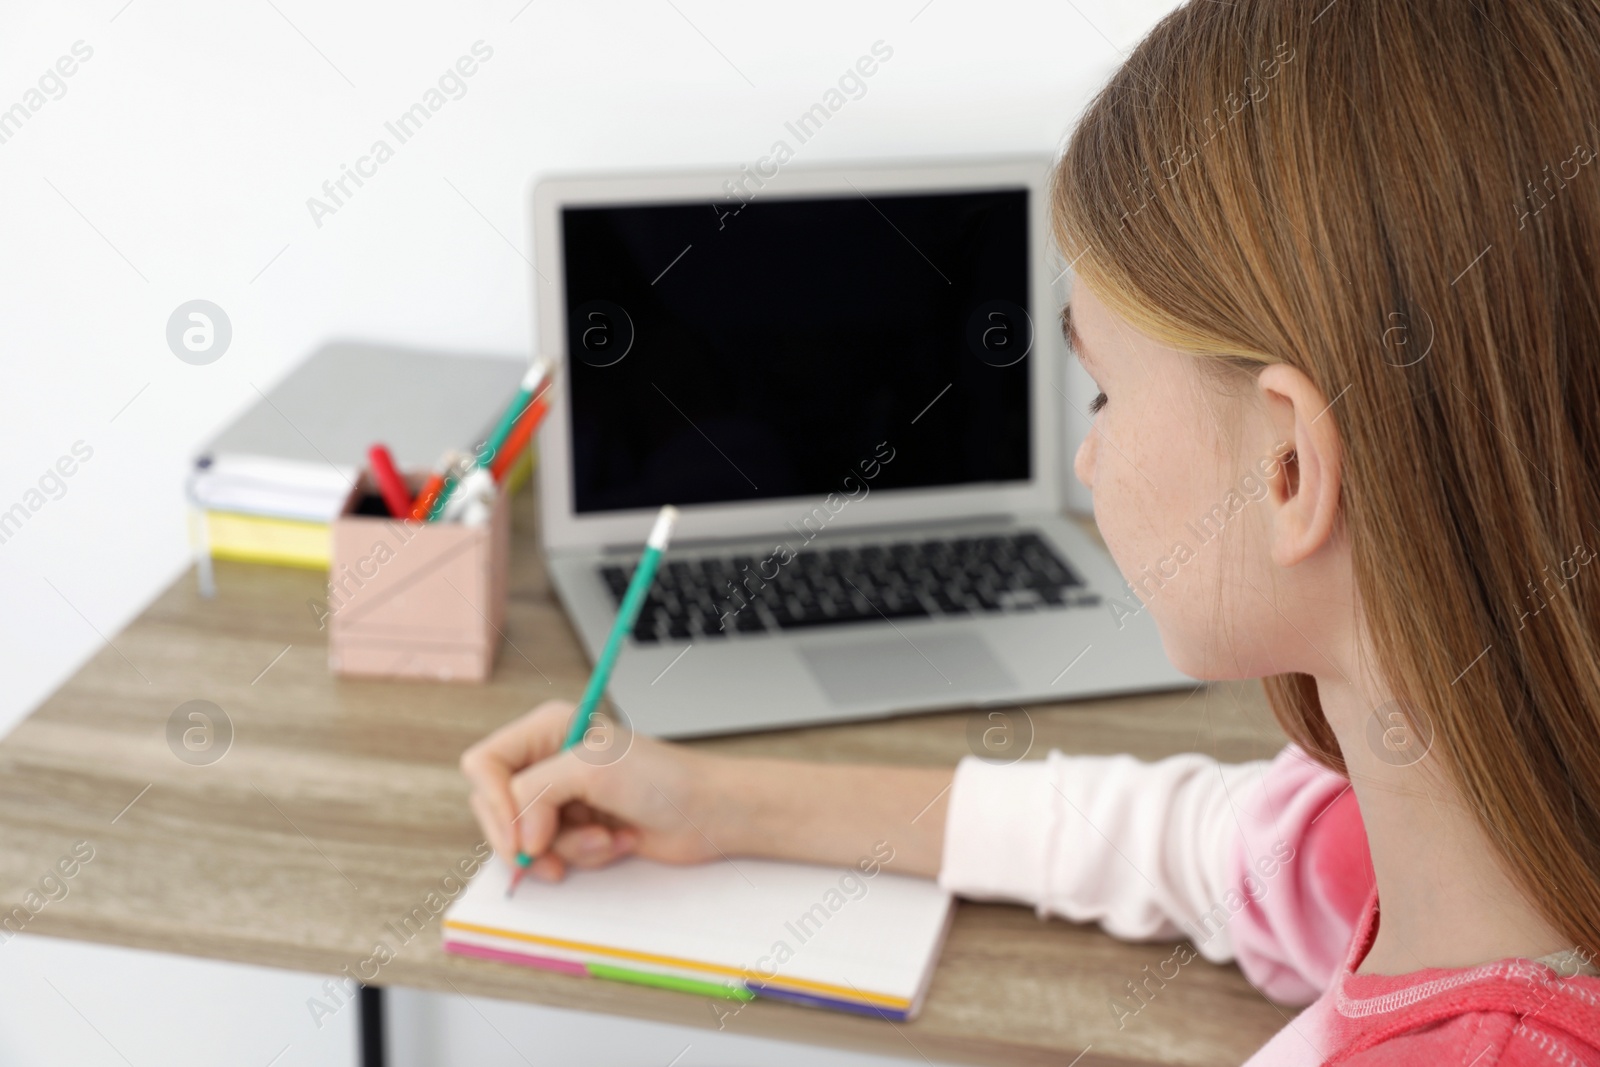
[440,935,908,1019]
[441,917,914,1011]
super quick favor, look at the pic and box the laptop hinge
[596,512,1022,555]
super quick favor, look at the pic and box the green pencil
[506,504,680,895]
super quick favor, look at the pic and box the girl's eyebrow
[1060,303,1093,365]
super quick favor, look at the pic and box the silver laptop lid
[532,157,1065,552]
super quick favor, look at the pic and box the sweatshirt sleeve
[936,741,1374,997]
[936,747,1274,965]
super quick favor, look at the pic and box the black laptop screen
[561,187,1033,514]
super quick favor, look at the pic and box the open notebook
[442,855,954,1020]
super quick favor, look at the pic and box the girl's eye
[1089,391,1108,415]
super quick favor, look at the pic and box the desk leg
[358,985,386,1067]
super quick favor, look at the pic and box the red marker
[366,444,413,520]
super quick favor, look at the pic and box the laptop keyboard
[598,530,1100,644]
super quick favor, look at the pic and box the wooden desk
[0,487,1293,1066]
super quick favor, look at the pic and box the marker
[431,359,551,522]
[507,504,680,897]
[366,444,413,520]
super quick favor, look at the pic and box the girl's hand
[459,700,726,883]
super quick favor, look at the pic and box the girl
[462,1,1600,1061]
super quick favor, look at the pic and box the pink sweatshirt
[937,743,1600,1064]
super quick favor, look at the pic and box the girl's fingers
[508,749,596,856]
[463,772,516,864]
[502,819,642,877]
[462,700,650,878]
[563,800,597,825]
[547,824,638,867]
[604,827,639,860]
[550,824,613,864]
[464,701,577,779]
[468,789,515,866]
[530,852,566,883]
[460,701,576,860]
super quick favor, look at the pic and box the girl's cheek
[1073,428,1098,489]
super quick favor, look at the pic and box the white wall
[0,1,1177,1062]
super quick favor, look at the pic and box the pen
[507,503,680,897]
[366,444,414,520]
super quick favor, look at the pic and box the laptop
[530,157,1191,738]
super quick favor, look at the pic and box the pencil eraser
[522,357,553,392]
[647,505,679,550]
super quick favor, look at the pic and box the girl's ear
[1256,364,1344,568]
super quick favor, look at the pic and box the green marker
[507,504,679,895]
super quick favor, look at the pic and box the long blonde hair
[1053,0,1600,953]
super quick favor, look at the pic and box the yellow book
[202,511,332,569]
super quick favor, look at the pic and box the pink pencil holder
[326,474,509,682]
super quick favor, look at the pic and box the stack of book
[189,341,533,569]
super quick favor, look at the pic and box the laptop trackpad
[798,632,1018,706]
